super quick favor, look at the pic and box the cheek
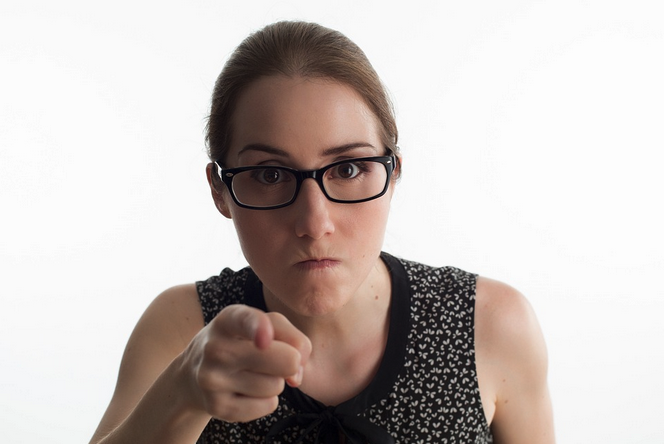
[232,212,268,242]
[342,198,392,241]
[230,211,284,261]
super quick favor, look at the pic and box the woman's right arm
[89,285,311,444]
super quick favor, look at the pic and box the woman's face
[210,75,395,318]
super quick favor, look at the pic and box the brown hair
[205,21,399,168]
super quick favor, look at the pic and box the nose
[293,178,335,239]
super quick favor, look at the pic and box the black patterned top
[195,252,493,443]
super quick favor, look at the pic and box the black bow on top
[265,405,395,444]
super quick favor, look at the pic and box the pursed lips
[294,257,340,270]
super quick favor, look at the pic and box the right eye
[252,168,286,184]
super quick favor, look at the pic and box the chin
[292,289,350,318]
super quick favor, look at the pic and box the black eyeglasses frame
[214,155,396,210]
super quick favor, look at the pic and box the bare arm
[89,285,311,444]
[475,277,555,444]
[89,285,210,443]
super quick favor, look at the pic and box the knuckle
[195,364,225,392]
[264,396,280,416]
[234,306,253,328]
[297,335,313,356]
[267,375,286,396]
[202,338,224,359]
[233,305,260,335]
[217,304,246,327]
[266,311,288,323]
[284,350,301,374]
[196,371,215,392]
[195,348,236,392]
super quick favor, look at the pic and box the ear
[391,152,403,182]
[206,163,232,219]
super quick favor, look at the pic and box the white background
[1,1,663,443]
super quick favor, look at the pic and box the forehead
[228,76,381,165]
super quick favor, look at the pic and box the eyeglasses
[214,155,396,210]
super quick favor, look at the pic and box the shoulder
[474,277,554,442]
[474,277,548,372]
[119,284,204,387]
[93,284,204,437]
[132,284,205,356]
[145,265,253,341]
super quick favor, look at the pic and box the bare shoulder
[474,277,555,443]
[475,277,546,356]
[117,283,205,397]
[134,284,206,352]
[90,284,205,442]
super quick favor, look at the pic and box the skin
[210,76,396,404]
[89,75,554,444]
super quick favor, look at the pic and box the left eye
[334,163,361,179]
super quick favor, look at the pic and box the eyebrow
[237,142,378,158]
[322,142,378,156]
[237,143,288,157]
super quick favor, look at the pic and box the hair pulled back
[205,21,398,165]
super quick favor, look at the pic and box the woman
[90,21,554,443]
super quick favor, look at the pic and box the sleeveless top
[195,252,493,444]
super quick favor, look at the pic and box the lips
[295,258,340,271]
